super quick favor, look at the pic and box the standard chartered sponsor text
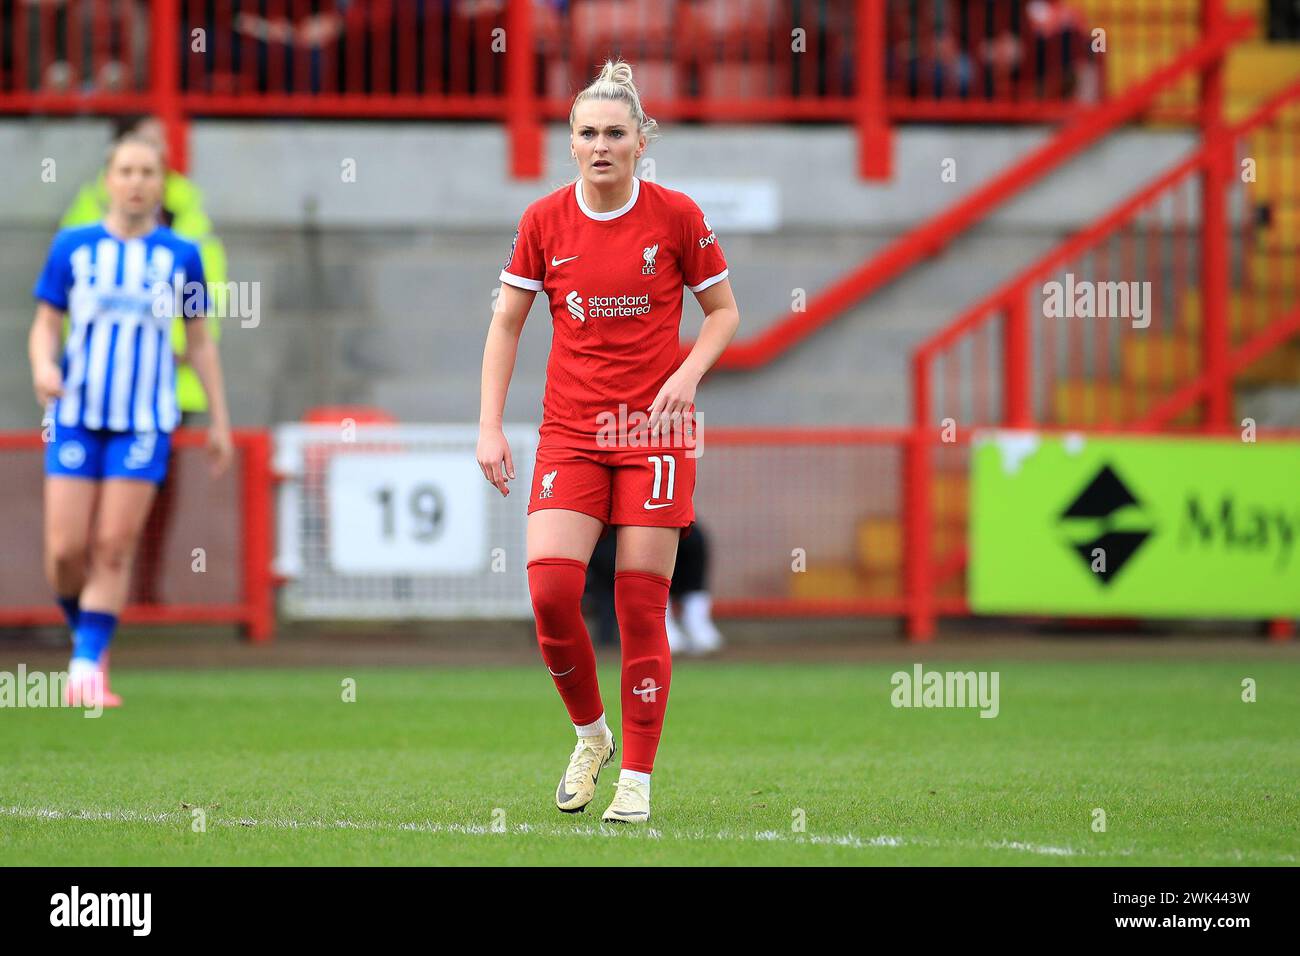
[587,294,651,317]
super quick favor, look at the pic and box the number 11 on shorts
[648,454,676,502]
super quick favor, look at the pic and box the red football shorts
[527,442,696,536]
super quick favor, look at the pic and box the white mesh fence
[275,424,538,619]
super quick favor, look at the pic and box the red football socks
[614,569,673,773]
[527,558,604,727]
[528,559,674,773]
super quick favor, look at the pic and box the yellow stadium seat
[932,472,968,523]
[1249,252,1299,289]
[1123,332,1300,386]
[854,517,964,572]
[1181,289,1294,332]
[856,517,902,571]
[1122,334,1201,386]
[1051,380,1200,425]
[1226,44,1300,100]
[788,565,867,601]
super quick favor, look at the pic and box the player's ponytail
[569,59,660,145]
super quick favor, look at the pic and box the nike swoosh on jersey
[643,500,674,510]
[551,255,579,266]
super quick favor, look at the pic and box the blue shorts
[45,423,172,485]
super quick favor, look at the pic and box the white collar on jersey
[574,176,640,221]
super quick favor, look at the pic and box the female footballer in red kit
[477,60,740,823]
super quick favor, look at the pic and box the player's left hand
[207,424,234,478]
[647,367,698,440]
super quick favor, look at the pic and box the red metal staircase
[905,79,1300,638]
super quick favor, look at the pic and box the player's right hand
[32,362,63,406]
[476,426,515,497]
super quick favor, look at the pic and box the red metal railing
[695,427,971,618]
[1138,305,1300,430]
[913,81,1300,435]
[885,0,1107,122]
[689,7,1254,370]
[0,428,275,641]
[1,0,155,110]
[907,79,1300,638]
[3,2,1285,639]
[4,418,1291,637]
[1,1,1211,179]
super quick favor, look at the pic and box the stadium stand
[0,1,1296,639]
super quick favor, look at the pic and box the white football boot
[601,776,651,824]
[555,730,617,813]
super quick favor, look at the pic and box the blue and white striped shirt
[34,224,208,434]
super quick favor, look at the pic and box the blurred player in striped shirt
[28,135,234,708]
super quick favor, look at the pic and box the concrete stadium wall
[0,119,1198,431]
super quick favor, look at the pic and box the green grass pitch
[2,660,1297,865]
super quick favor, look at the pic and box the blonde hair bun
[569,59,660,144]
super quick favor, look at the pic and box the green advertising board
[969,430,1300,617]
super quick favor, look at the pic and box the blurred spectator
[232,0,384,94]
[781,0,857,98]
[221,0,506,97]
[972,0,1023,98]
[1,0,11,87]
[886,0,1096,105]
[1023,0,1097,102]
[974,0,1097,103]
[664,523,724,656]
[586,532,619,647]
[888,0,973,99]
[1268,0,1300,40]
[586,522,725,657]
[16,0,147,93]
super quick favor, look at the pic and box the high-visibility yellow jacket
[61,171,228,415]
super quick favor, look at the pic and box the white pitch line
[986,839,1078,857]
[6,805,1291,863]
[0,804,1093,857]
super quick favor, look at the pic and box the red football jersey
[500,177,729,450]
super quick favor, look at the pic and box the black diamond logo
[1058,464,1153,585]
